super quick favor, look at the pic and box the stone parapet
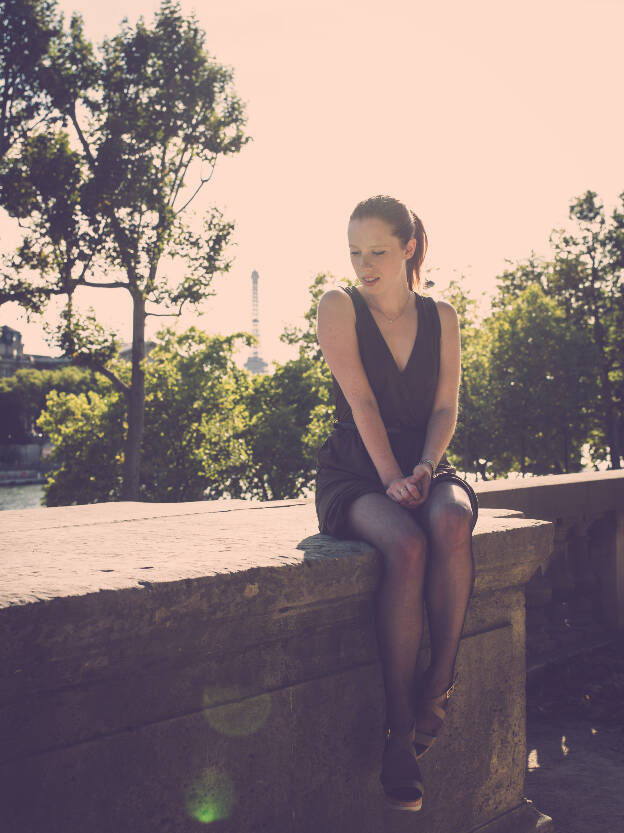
[475,471,624,667]
[1,499,553,833]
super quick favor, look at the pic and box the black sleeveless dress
[314,285,479,539]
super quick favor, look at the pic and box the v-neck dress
[314,284,478,539]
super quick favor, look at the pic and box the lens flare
[203,685,272,737]
[186,767,235,824]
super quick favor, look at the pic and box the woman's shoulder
[317,283,357,324]
[419,295,458,339]
[434,298,458,323]
[318,283,358,310]
[420,294,457,321]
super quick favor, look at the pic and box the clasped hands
[385,463,432,508]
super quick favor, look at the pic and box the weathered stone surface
[0,499,553,833]
[475,470,624,522]
[477,471,624,635]
[2,626,526,833]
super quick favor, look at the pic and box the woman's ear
[405,237,417,260]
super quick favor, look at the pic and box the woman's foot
[380,725,424,812]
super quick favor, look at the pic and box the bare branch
[80,360,130,397]
[175,156,217,215]
[145,299,185,318]
[81,279,130,289]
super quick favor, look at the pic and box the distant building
[0,326,69,378]
[118,341,157,362]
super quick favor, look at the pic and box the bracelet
[418,458,435,478]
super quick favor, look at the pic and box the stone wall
[475,471,624,670]
[1,499,553,833]
[0,442,43,469]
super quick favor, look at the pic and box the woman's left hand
[410,463,433,504]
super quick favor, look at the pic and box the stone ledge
[1,502,550,608]
[475,469,624,520]
[1,499,555,833]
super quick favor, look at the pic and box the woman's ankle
[421,665,455,699]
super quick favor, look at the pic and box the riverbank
[0,482,45,511]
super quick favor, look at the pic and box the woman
[314,195,478,812]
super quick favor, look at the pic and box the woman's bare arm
[417,300,461,470]
[316,289,404,488]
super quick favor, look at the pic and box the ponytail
[406,209,428,292]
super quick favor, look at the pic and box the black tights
[345,483,475,733]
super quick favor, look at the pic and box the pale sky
[2,0,623,368]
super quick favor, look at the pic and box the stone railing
[2,497,554,833]
[475,471,624,670]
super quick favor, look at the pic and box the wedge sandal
[380,726,424,812]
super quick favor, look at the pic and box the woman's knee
[384,528,428,577]
[428,501,473,548]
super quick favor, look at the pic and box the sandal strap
[412,728,436,746]
[426,700,447,720]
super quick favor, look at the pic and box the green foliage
[486,284,598,475]
[447,268,603,477]
[140,327,253,502]
[0,363,104,442]
[494,190,624,467]
[239,355,330,500]
[37,388,125,505]
[0,129,100,311]
[441,278,494,475]
[35,327,256,504]
[1,0,251,498]
[0,0,61,159]
[32,313,333,505]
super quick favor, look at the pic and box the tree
[240,355,328,500]
[440,278,496,478]
[36,326,255,505]
[486,284,598,475]
[0,363,99,443]
[140,327,253,502]
[494,190,624,469]
[37,386,125,505]
[548,191,624,468]
[0,0,60,159]
[0,0,249,498]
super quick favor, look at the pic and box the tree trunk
[606,405,621,469]
[121,293,146,500]
[593,316,621,469]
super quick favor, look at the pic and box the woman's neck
[361,283,413,323]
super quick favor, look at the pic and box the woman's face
[347,216,415,291]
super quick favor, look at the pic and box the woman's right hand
[385,474,424,507]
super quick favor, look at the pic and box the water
[0,483,46,511]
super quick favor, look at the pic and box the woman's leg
[345,492,428,734]
[414,481,475,706]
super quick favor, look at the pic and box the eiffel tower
[244,270,268,375]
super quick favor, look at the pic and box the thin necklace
[368,290,413,324]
